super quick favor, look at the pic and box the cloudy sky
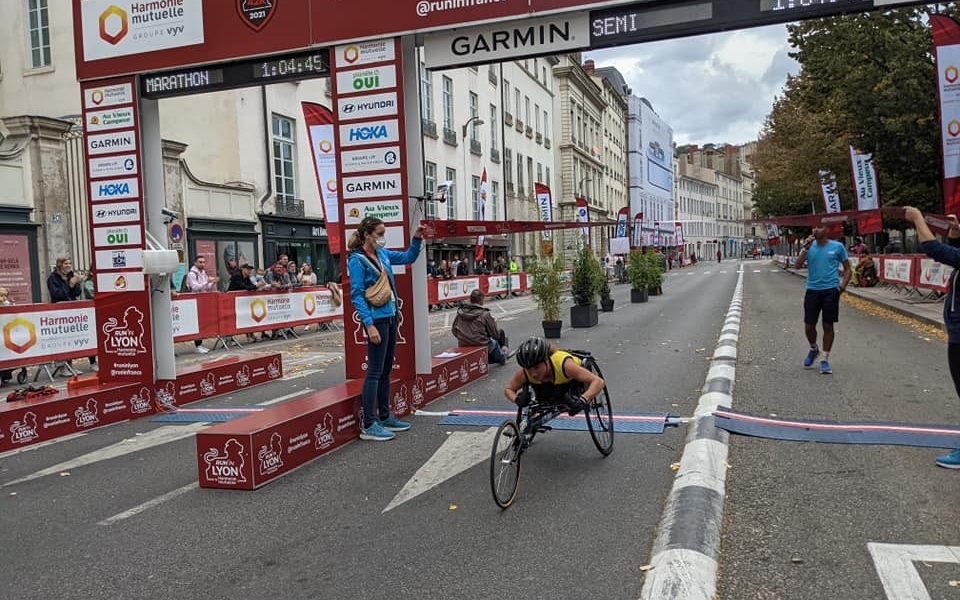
[584,23,800,146]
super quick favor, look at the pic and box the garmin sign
[423,14,590,69]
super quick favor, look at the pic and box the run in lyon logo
[129,386,153,414]
[155,381,176,410]
[393,384,409,415]
[199,373,217,397]
[411,378,425,409]
[237,0,276,31]
[267,358,281,379]
[203,439,247,485]
[236,366,251,387]
[75,398,100,428]
[257,432,284,476]
[459,363,468,383]
[10,412,39,445]
[314,413,335,450]
[102,307,147,357]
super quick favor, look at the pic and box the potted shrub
[628,249,650,303]
[528,251,564,338]
[599,276,614,312]
[646,251,665,296]
[570,245,601,327]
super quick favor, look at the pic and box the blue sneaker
[359,422,395,441]
[803,348,820,369]
[380,415,411,432]
[935,448,960,469]
[819,360,832,375]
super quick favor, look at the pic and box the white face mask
[375,237,387,249]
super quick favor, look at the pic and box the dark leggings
[949,343,960,399]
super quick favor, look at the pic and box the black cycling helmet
[516,336,549,368]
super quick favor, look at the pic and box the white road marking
[282,369,323,381]
[257,388,314,406]
[869,542,960,600]
[98,482,199,526]
[3,423,208,487]
[0,432,88,461]
[383,427,497,513]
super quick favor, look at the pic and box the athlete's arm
[504,368,527,403]
[562,358,605,401]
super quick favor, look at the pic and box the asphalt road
[2,260,956,599]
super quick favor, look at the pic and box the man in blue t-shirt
[794,226,852,374]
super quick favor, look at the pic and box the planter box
[600,298,614,312]
[648,286,662,296]
[570,304,598,328]
[631,288,649,303]
[542,320,562,339]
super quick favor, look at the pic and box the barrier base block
[196,346,488,490]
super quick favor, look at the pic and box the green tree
[754,7,960,220]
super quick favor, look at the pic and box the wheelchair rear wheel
[490,419,523,508]
[582,358,614,456]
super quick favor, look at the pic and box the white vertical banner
[849,145,879,210]
[535,182,553,241]
[819,170,842,213]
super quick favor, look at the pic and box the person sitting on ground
[503,337,605,416]
[855,253,877,287]
[451,288,512,365]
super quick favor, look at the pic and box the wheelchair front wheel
[490,420,523,509]
[583,359,614,456]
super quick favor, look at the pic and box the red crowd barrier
[426,273,527,305]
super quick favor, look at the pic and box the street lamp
[461,115,484,139]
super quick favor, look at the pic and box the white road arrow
[3,423,209,487]
[869,542,960,600]
[383,427,497,513]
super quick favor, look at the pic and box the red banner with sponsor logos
[421,218,614,239]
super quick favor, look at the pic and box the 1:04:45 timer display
[253,52,327,79]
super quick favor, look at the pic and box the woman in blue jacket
[906,206,960,468]
[347,216,424,441]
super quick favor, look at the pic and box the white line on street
[282,369,323,380]
[383,427,497,513]
[257,388,314,406]
[3,423,208,487]
[869,542,960,600]
[98,482,199,526]
[0,432,88,461]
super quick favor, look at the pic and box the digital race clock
[141,49,329,99]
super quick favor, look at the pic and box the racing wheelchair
[489,350,613,509]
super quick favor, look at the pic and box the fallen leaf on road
[948,580,960,587]
[448,504,457,511]
[464,398,476,403]
[791,558,803,564]
[670,462,680,471]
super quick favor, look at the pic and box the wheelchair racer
[504,337,605,416]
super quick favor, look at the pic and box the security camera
[161,207,180,220]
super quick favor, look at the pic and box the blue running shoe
[935,448,960,469]
[803,348,820,369]
[819,360,832,375]
[360,422,395,441]
[380,415,411,432]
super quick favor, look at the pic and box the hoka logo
[349,125,387,141]
[98,182,130,196]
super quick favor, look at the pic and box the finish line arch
[69,0,930,387]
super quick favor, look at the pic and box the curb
[639,271,742,600]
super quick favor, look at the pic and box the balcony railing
[275,197,305,218]
[504,112,513,126]
[515,119,524,132]
[443,127,458,146]
[535,132,543,144]
[422,119,438,139]
[490,148,501,163]
[544,137,551,149]
[525,125,533,139]
[470,138,482,155]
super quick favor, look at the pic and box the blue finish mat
[439,407,671,434]
[152,407,265,423]
[713,406,960,448]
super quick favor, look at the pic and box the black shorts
[804,288,840,325]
